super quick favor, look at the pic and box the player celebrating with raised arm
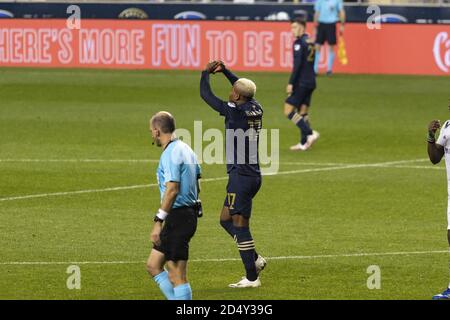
[427,103,450,300]
[285,19,320,151]
[200,60,267,288]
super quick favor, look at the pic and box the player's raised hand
[205,61,220,74]
[213,60,225,73]
[428,120,441,134]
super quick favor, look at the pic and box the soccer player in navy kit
[284,19,320,151]
[200,60,267,288]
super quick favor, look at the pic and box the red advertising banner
[0,19,449,75]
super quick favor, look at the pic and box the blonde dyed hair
[234,78,256,99]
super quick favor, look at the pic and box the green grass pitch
[0,68,449,300]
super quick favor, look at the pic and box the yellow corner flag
[338,37,348,65]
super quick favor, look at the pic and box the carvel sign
[0,19,449,75]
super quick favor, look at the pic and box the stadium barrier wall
[0,3,449,24]
[0,19,449,75]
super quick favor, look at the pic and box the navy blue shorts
[285,86,315,109]
[223,172,262,219]
[316,23,337,45]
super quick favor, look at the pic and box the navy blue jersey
[200,68,263,177]
[288,34,316,89]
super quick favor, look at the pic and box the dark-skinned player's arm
[428,119,444,165]
[200,61,228,116]
[214,60,238,85]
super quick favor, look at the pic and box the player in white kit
[427,108,450,300]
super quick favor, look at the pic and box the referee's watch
[153,216,164,223]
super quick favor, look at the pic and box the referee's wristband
[156,208,169,221]
[427,131,436,143]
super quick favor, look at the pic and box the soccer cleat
[306,130,320,148]
[432,287,450,300]
[326,71,333,76]
[255,255,267,275]
[290,143,308,151]
[228,277,261,288]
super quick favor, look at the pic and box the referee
[313,0,345,75]
[146,111,201,300]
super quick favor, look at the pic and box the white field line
[0,159,430,167]
[0,159,360,166]
[0,184,157,202]
[261,158,430,176]
[0,159,160,163]
[376,165,445,170]
[0,159,432,202]
[0,249,447,266]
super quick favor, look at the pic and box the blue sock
[221,220,259,260]
[234,226,258,281]
[327,49,335,72]
[153,271,175,300]
[288,111,312,144]
[174,283,192,300]
[314,50,320,73]
[299,117,312,144]
[220,219,235,238]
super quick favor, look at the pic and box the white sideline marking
[0,159,160,163]
[262,158,430,176]
[0,158,432,202]
[0,250,447,266]
[0,159,359,167]
[0,176,229,202]
[0,184,157,202]
[0,159,430,167]
[0,159,348,166]
[377,165,445,170]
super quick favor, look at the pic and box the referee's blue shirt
[314,0,343,24]
[157,139,201,209]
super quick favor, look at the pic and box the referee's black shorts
[316,22,337,45]
[153,206,198,262]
